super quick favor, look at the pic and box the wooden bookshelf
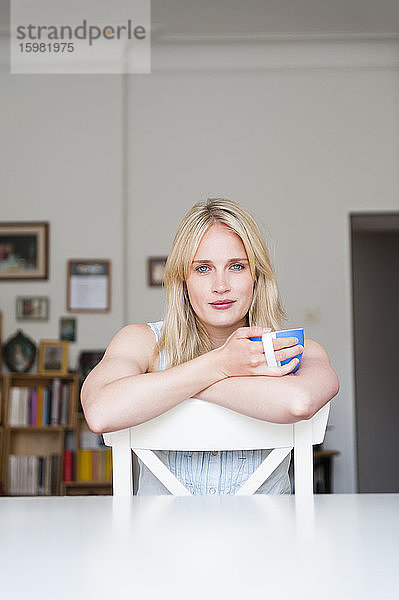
[0,375,5,494]
[61,481,112,496]
[0,373,112,497]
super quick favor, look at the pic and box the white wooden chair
[103,399,330,497]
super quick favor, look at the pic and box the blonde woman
[81,198,339,495]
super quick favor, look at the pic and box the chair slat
[130,399,295,450]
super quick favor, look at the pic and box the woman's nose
[212,272,231,293]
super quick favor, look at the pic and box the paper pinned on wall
[67,260,111,312]
[70,275,108,310]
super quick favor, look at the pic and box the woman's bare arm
[289,339,340,417]
[194,339,339,423]
[81,323,226,433]
[81,324,296,433]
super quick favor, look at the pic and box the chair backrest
[103,399,330,497]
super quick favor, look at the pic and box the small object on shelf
[38,340,69,376]
[2,330,36,373]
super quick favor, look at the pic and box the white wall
[1,37,399,492]
[0,49,125,368]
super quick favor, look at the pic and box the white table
[0,494,398,600]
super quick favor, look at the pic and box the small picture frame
[0,222,49,280]
[148,256,167,287]
[67,259,111,313]
[59,317,77,342]
[2,329,36,373]
[16,296,49,321]
[39,340,69,375]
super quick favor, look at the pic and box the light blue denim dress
[136,321,292,496]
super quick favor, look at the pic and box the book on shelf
[8,454,60,495]
[78,450,92,481]
[7,381,72,427]
[50,378,61,425]
[37,387,43,426]
[60,384,69,426]
[63,450,74,482]
[42,389,51,426]
[29,388,38,424]
[77,429,111,482]
[77,448,112,482]
[62,431,76,482]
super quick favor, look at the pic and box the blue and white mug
[250,328,304,374]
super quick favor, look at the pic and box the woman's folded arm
[81,324,227,433]
[194,339,339,424]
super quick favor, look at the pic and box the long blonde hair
[157,198,287,367]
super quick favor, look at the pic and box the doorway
[351,213,399,493]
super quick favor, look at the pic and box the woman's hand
[214,326,303,378]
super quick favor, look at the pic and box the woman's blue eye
[231,263,244,270]
[196,265,209,273]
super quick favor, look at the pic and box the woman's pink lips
[210,300,236,310]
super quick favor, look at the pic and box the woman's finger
[248,341,264,354]
[270,359,299,377]
[272,336,299,350]
[254,357,299,377]
[275,344,303,362]
[235,326,271,339]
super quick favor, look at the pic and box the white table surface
[0,494,398,600]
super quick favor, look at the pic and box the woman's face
[185,222,255,338]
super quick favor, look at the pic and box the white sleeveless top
[136,321,292,495]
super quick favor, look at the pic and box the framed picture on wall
[67,259,111,313]
[59,317,77,342]
[148,256,167,287]
[0,222,49,280]
[2,329,37,373]
[16,296,49,321]
[39,340,69,376]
